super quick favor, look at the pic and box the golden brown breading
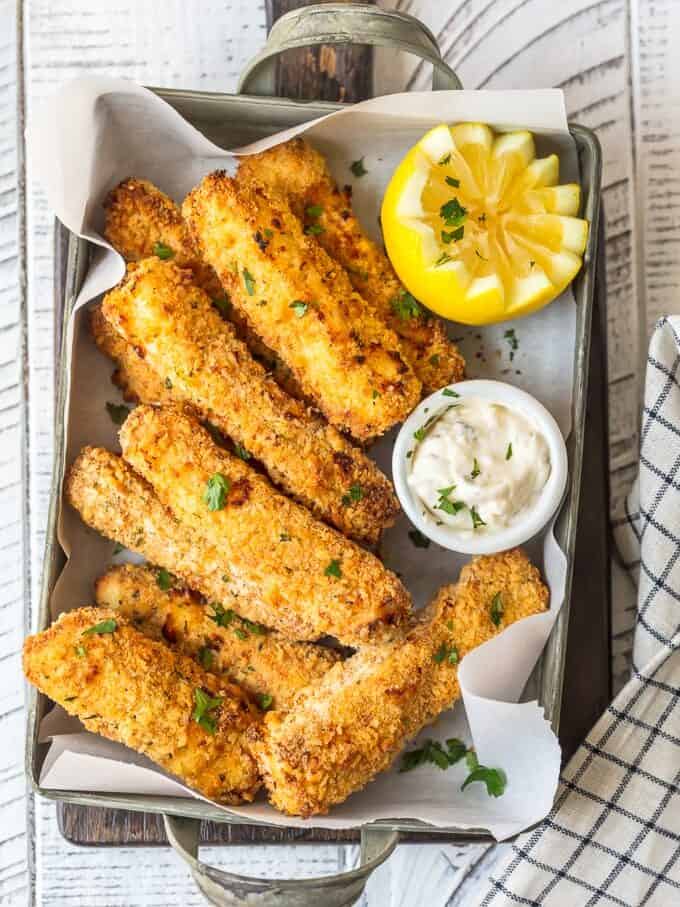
[95,564,341,709]
[237,139,465,394]
[250,549,548,817]
[101,258,398,544]
[119,405,411,644]
[182,172,421,440]
[23,607,261,804]
[103,177,302,399]
[90,304,174,405]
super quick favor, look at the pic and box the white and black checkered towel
[478,316,680,906]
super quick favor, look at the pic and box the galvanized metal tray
[26,4,602,903]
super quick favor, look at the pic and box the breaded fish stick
[251,550,548,816]
[183,173,421,440]
[237,139,465,394]
[103,178,301,398]
[101,258,398,544]
[120,405,411,644]
[95,564,340,709]
[23,607,260,804]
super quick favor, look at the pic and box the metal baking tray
[26,4,601,901]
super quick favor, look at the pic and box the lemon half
[381,123,588,325]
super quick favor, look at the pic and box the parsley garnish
[408,529,430,549]
[243,619,266,636]
[82,619,117,636]
[106,402,130,425]
[429,354,440,367]
[470,506,486,530]
[112,542,124,555]
[461,755,507,797]
[199,646,214,669]
[490,592,504,627]
[324,559,342,579]
[258,693,273,711]
[504,328,519,361]
[372,389,380,400]
[204,473,231,511]
[153,242,174,260]
[290,300,308,317]
[433,643,459,664]
[75,645,87,657]
[350,157,368,177]
[210,604,235,627]
[438,153,452,166]
[400,737,467,772]
[156,568,173,591]
[306,204,324,218]
[234,627,248,640]
[390,289,423,321]
[440,197,467,227]
[441,226,464,244]
[436,492,466,516]
[470,458,481,479]
[243,268,256,296]
[445,176,460,188]
[279,532,291,542]
[442,388,459,398]
[213,294,231,315]
[506,443,513,460]
[435,252,454,267]
[304,223,324,236]
[164,377,173,390]
[341,484,364,506]
[233,443,251,461]
[192,688,223,735]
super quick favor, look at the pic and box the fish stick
[183,172,421,440]
[250,549,548,816]
[23,607,261,804]
[103,177,302,399]
[237,138,465,394]
[95,564,341,709]
[101,258,398,544]
[119,405,411,644]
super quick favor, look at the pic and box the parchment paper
[30,77,580,840]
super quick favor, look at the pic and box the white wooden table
[2,0,674,903]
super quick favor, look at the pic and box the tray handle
[164,814,398,906]
[238,2,461,96]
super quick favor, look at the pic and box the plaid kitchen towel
[478,316,680,907]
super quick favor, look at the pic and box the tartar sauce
[407,397,551,533]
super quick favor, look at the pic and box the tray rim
[25,88,602,841]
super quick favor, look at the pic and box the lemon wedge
[381,123,588,325]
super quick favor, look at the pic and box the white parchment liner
[30,77,580,840]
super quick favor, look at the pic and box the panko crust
[101,258,398,544]
[119,405,411,645]
[182,171,421,441]
[237,139,466,394]
[103,177,303,399]
[250,549,548,817]
[23,607,261,804]
[95,564,341,710]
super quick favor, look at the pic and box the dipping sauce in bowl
[393,380,568,554]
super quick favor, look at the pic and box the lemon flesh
[381,123,588,325]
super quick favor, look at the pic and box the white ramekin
[392,379,569,555]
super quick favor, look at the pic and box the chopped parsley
[233,443,251,461]
[213,294,231,315]
[204,473,231,511]
[435,252,454,267]
[324,559,342,579]
[243,619,267,636]
[341,484,364,506]
[442,388,459,398]
[243,268,256,296]
[429,354,440,367]
[192,688,223,735]
[441,226,464,244]
[164,377,173,390]
[210,603,235,628]
[82,619,117,636]
[400,737,467,773]
[304,223,324,236]
[306,204,324,218]
[390,289,423,321]
[438,153,452,166]
[112,542,124,555]
[470,458,481,479]
[372,389,381,400]
[445,176,460,188]
[490,591,504,627]
[289,300,309,317]
[350,157,368,177]
[234,627,248,640]
[156,568,173,591]
[436,487,466,515]
[408,528,430,549]
[258,693,274,711]
[433,643,459,664]
[279,532,291,542]
[470,506,486,530]
[153,242,174,260]
[440,197,467,227]
[75,644,87,657]
[199,646,214,669]
[106,402,130,425]
[461,757,507,798]
[506,443,513,460]
[504,328,519,361]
